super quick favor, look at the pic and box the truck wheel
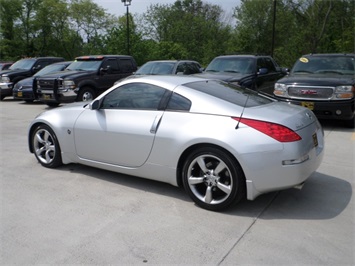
[345,117,355,128]
[46,102,60,107]
[77,87,95,102]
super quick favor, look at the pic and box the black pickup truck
[0,57,64,100]
[35,55,137,107]
[195,55,287,96]
[273,54,355,128]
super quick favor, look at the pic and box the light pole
[121,0,132,55]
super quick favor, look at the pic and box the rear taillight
[233,117,302,142]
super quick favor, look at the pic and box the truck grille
[37,78,60,90]
[287,85,334,100]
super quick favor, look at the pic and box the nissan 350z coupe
[28,76,324,211]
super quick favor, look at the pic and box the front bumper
[37,89,77,104]
[0,82,14,97]
[277,98,355,121]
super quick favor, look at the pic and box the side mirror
[258,68,268,75]
[32,65,41,73]
[89,99,100,110]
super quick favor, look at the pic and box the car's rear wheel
[77,87,95,102]
[32,124,62,168]
[182,147,245,211]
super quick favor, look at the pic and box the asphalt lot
[1,98,354,265]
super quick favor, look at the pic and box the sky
[92,0,241,19]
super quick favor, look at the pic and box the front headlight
[334,85,354,99]
[1,75,10,83]
[274,83,287,97]
[63,80,76,90]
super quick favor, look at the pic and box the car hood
[195,72,250,82]
[15,77,34,87]
[37,70,97,79]
[278,74,354,86]
[0,69,28,76]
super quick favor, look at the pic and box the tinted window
[166,92,191,111]
[263,57,276,72]
[119,59,135,72]
[186,80,272,107]
[206,57,255,74]
[101,83,166,110]
[292,55,355,75]
[9,59,36,70]
[136,62,175,75]
[102,59,119,73]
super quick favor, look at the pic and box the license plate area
[301,101,314,110]
[17,92,23,97]
[43,94,52,100]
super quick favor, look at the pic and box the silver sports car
[28,76,324,211]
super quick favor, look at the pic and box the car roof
[144,60,199,63]
[121,74,212,89]
[302,53,355,57]
[214,55,272,59]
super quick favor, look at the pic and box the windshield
[292,56,355,75]
[34,64,67,77]
[205,57,255,74]
[66,60,102,71]
[136,62,175,75]
[9,59,36,70]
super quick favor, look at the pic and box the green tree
[141,0,233,65]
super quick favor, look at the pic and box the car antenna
[236,88,251,129]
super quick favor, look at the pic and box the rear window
[185,80,272,107]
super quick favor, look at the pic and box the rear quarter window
[185,80,272,107]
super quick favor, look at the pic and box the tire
[182,147,245,211]
[345,117,354,128]
[77,87,95,102]
[31,124,62,168]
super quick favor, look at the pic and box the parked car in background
[0,57,65,100]
[133,60,202,76]
[36,55,137,107]
[196,55,287,96]
[13,61,72,103]
[28,75,324,211]
[273,53,355,128]
[0,62,14,71]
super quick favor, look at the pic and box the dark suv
[0,57,64,100]
[273,54,355,128]
[196,55,287,96]
[36,55,137,107]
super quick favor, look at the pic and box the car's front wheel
[182,147,245,211]
[32,124,62,168]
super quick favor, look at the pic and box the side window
[176,63,185,74]
[118,59,134,73]
[257,58,266,70]
[102,59,119,74]
[35,60,51,70]
[101,83,166,110]
[264,58,276,72]
[166,92,191,111]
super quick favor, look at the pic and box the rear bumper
[277,98,355,121]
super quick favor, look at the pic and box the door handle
[150,114,162,133]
